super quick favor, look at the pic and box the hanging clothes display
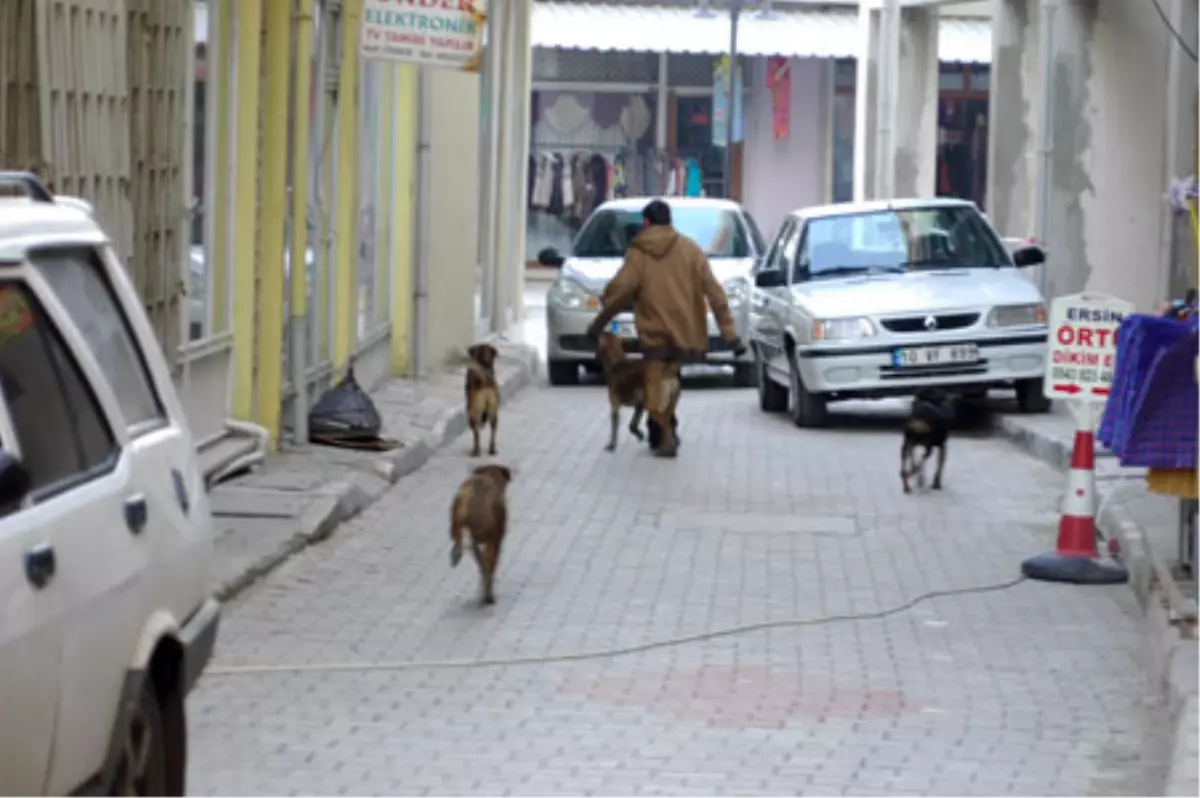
[684,158,704,197]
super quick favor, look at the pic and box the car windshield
[801,205,1011,278]
[572,207,752,259]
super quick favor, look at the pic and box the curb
[216,343,540,602]
[993,414,1199,793]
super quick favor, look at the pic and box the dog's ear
[481,344,499,367]
[467,343,482,363]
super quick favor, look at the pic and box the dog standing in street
[465,343,500,457]
[596,331,648,451]
[449,464,513,605]
[901,387,954,494]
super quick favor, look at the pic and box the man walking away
[587,200,745,458]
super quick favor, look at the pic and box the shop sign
[360,0,487,73]
[1044,292,1133,402]
[712,56,744,147]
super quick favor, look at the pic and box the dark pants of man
[642,359,681,454]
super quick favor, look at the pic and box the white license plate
[609,320,636,339]
[892,343,980,368]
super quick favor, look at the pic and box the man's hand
[586,316,607,340]
[727,336,747,358]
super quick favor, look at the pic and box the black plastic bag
[309,363,382,442]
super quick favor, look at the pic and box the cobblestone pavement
[189,380,1170,796]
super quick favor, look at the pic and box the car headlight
[987,303,1047,327]
[548,278,594,310]
[811,317,877,341]
[724,277,750,307]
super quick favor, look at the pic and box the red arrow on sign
[1053,384,1082,395]
[1091,386,1111,396]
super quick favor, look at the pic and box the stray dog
[465,343,500,457]
[449,464,513,605]
[596,331,647,451]
[901,387,954,494]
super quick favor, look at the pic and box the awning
[531,2,992,65]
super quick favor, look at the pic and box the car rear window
[573,207,753,259]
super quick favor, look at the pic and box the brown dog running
[465,343,500,457]
[596,331,647,451]
[449,464,513,605]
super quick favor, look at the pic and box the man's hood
[631,226,679,260]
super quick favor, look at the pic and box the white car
[0,173,218,795]
[749,198,1052,427]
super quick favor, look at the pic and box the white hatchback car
[0,174,218,795]
[749,198,1052,427]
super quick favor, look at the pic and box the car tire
[547,361,579,386]
[756,348,789,413]
[110,677,182,797]
[1015,377,1052,414]
[733,361,755,388]
[788,352,828,428]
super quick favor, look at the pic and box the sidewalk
[204,340,539,602]
[994,404,1198,797]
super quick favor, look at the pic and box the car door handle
[24,543,56,589]
[124,494,148,535]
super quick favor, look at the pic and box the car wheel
[1015,377,1052,414]
[788,352,828,428]
[756,348,789,413]
[733,361,755,388]
[547,361,579,386]
[110,678,182,797]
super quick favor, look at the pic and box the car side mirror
[1012,245,1046,267]
[0,450,31,506]
[754,269,787,289]
[537,247,565,268]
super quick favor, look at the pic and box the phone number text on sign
[361,0,486,72]
[1043,293,1133,401]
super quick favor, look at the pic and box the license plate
[892,343,980,368]
[609,320,636,339]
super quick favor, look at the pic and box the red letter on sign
[1056,325,1074,346]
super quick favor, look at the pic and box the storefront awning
[531,2,992,65]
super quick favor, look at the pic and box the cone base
[1021,551,1129,585]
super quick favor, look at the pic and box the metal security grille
[532,47,658,83]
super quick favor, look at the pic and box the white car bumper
[795,331,1048,397]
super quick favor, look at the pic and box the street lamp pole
[722,0,743,199]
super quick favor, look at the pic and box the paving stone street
[188,366,1172,796]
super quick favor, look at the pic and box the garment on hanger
[527,155,538,210]
[532,154,553,209]
[548,154,565,217]
[560,154,574,212]
[612,154,628,199]
[570,154,587,222]
[685,159,703,197]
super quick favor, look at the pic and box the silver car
[749,198,1052,427]
[540,197,766,386]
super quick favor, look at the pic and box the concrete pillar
[425,67,481,366]
[853,2,937,200]
[851,3,879,201]
[984,0,1037,239]
[893,8,939,198]
[1158,0,1199,297]
[506,0,533,325]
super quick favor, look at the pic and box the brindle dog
[596,331,648,451]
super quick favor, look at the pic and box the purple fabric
[1099,314,1198,468]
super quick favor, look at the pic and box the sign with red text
[361,0,487,73]
[1044,292,1133,401]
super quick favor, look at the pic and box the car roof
[0,197,107,261]
[594,196,745,213]
[790,197,978,222]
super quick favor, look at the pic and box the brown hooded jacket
[588,225,739,361]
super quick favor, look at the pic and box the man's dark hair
[642,199,672,227]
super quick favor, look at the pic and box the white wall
[742,57,830,240]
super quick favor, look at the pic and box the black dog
[901,387,954,494]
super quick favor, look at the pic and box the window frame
[26,245,168,439]
[0,277,122,508]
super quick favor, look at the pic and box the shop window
[938,64,967,92]
[532,48,658,83]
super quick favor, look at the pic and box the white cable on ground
[206,576,1031,678]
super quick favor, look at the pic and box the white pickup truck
[0,173,219,796]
